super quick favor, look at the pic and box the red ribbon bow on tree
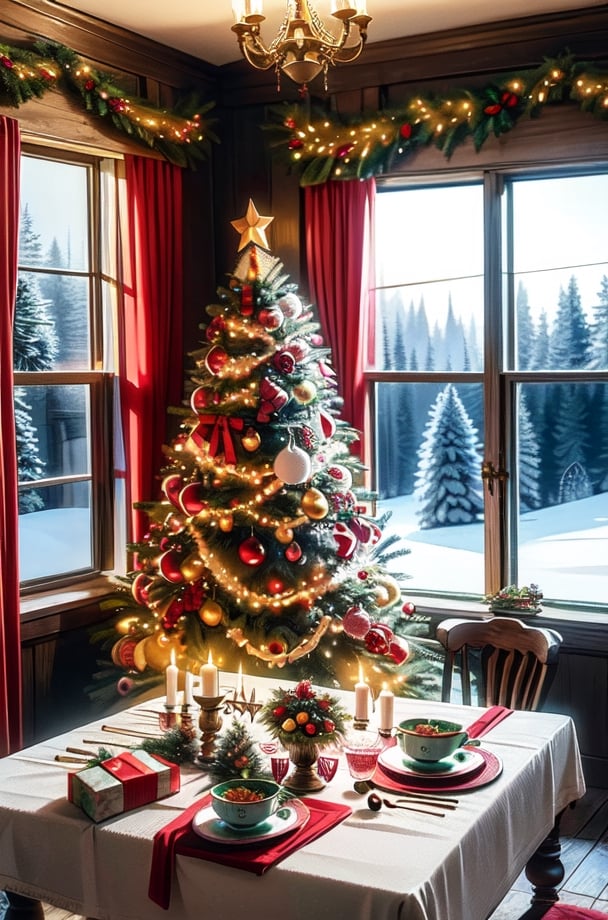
[191,415,244,465]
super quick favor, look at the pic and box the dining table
[0,672,586,920]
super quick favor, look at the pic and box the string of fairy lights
[0,40,214,167]
[268,52,608,185]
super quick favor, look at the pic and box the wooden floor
[38,787,608,920]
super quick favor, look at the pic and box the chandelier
[231,1,372,93]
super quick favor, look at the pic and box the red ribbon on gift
[101,752,161,812]
[191,414,244,464]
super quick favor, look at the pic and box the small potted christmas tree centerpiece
[259,679,349,793]
[484,584,543,616]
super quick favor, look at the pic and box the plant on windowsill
[483,584,543,616]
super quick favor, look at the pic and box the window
[369,168,608,611]
[14,149,116,590]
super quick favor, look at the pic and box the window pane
[376,381,485,595]
[18,483,93,582]
[373,185,484,372]
[17,271,90,371]
[509,174,608,371]
[516,382,608,605]
[19,157,89,272]
[16,385,91,482]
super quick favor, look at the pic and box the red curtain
[0,116,23,756]
[120,156,184,545]
[304,178,376,457]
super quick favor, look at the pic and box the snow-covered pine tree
[415,383,484,529]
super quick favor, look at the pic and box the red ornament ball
[285,541,303,563]
[238,535,266,566]
[343,605,371,639]
[267,576,285,595]
[402,601,416,616]
[389,637,409,665]
[364,626,390,656]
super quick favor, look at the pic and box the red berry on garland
[358,570,369,580]
[288,138,304,150]
[1,56,14,69]
[284,116,296,129]
[84,79,95,91]
[399,123,413,139]
[484,103,502,115]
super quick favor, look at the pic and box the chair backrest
[436,617,563,711]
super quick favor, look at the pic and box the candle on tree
[354,666,369,721]
[200,651,219,697]
[165,650,179,707]
[378,686,394,732]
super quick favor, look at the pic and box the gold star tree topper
[231,199,274,251]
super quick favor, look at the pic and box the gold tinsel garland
[0,40,216,168]
[265,51,608,186]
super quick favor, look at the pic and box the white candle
[354,668,369,721]
[200,651,219,698]
[236,663,244,697]
[183,670,194,707]
[165,650,178,707]
[378,688,394,732]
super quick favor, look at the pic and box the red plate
[372,747,502,794]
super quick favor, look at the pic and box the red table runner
[149,795,352,909]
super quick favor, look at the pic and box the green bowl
[210,778,282,829]
[396,718,469,762]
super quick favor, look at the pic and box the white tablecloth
[0,674,586,920]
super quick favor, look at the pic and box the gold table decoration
[193,694,227,766]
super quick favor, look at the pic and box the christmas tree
[102,202,441,700]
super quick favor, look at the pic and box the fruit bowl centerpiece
[258,679,350,793]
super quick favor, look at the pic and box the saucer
[192,799,310,845]
[379,745,484,779]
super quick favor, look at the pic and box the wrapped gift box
[68,749,180,822]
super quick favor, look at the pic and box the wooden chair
[436,617,563,711]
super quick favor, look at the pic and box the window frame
[14,145,116,596]
[368,160,608,616]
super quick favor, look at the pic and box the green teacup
[396,718,478,762]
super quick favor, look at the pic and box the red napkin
[149,795,352,909]
[466,705,513,738]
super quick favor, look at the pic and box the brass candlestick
[193,694,226,767]
[353,717,370,731]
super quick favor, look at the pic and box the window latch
[481,460,509,496]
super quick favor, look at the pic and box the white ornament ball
[274,443,312,485]
[327,464,353,491]
[278,293,303,319]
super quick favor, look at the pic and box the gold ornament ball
[293,380,317,405]
[199,598,224,627]
[375,574,402,608]
[180,552,206,582]
[301,487,329,520]
[275,522,295,544]
[115,616,140,636]
[134,634,185,672]
[219,513,234,533]
[242,427,261,452]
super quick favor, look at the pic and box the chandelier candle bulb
[378,689,394,733]
[200,652,219,698]
[165,651,178,708]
